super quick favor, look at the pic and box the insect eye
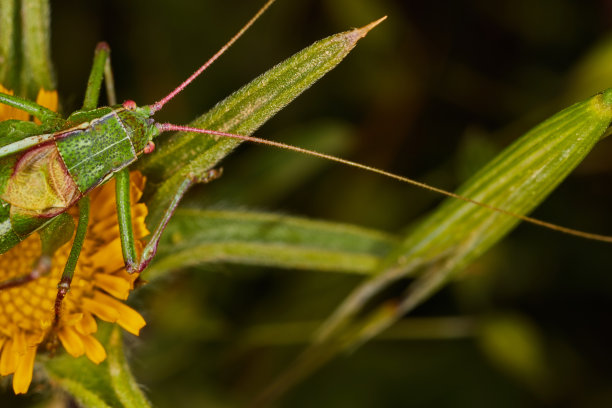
[123,100,137,110]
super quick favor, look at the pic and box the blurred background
[6,0,612,406]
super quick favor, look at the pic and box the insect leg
[0,92,60,123]
[115,168,222,274]
[116,169,138,270]
[82,42,117,110]
[50,43,117,316]
[54,197,90,324]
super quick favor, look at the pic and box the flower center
[0,235,93,333]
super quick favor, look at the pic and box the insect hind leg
[53,197,90,325]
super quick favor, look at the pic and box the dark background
[7,0,612,406]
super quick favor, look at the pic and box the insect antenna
[156,123,612,244]
[149,0,276,113]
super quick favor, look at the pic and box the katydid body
[0,103,158,252]
[0,0,610,328]
[0,0,278,321]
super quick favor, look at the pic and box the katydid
[0,0,611,327]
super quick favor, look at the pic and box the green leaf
[258,90,612,403]
[138,18,385,232]
[0,0,18,90]
[318,89,612,345]
[478,314,548,389]
[45,324,150,408]
[0,0,55,96]
[20,0,54,97]
[197,120,356,207]
[146,209,398,281]
[106,327,151,408]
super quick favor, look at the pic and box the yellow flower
[0,86,148,394]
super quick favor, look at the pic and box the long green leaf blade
[320,89,612,343]
[146,209,398,281]
[259,90,612,405]
[138,18,385,231]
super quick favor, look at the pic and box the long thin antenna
[150,0,277,113]
[157,123,612,244]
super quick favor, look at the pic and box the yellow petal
[0,85,29,121]
[12,346,36,394]
[35,88,58,112]
[0,339,17,375]
[89,238,125,273]
[132,204,150,238]
[89,215,120,240]
[116,304,146,336]
[76,312,98,335]
[94,273,131,300]
[81,296,120,323]
[62,313,83,326]
[115,270,139,289]
[81,334,106,364]
[58,327,85,358]
[93,292,146,336]
[13,329,27,357]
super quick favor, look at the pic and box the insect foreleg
[54,197,90,325]
[116,168,223,274]
[0,92,60,124]
[82,42,117,110]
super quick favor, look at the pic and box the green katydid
[1,0,612,329]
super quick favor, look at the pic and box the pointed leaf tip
[353,16,387,39]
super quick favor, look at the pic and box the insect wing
[0,120,56,158]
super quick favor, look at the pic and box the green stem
[20,0,54,97]
[0,0,19,90]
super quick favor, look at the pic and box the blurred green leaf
[0,0,18,90]
[147,208,398,281]
[20,0,54,97]
[478,314,548,390]
[1,0,55,97]
[319,90,612,344]
[565,34,612,102]
[258,90,612,405]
